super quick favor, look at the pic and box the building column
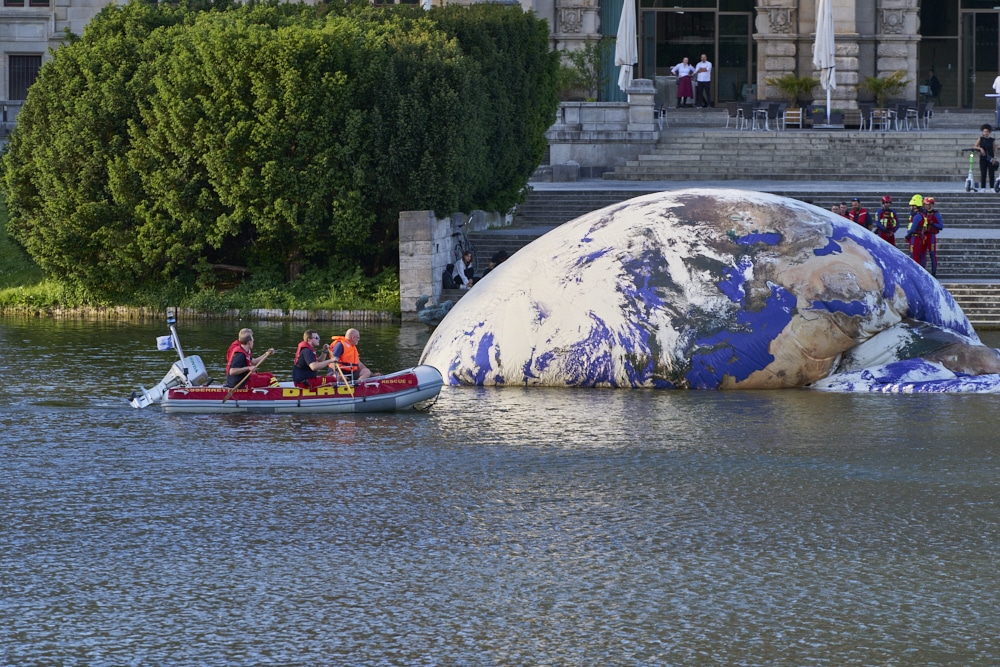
[874,0,921,102]
[755,1,800,102]
[553,0,600,52]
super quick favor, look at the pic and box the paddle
[332,361,355,398]
[222,348,274,403]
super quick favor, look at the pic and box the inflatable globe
[420,189,1000,393]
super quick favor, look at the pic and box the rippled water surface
[2,317,1000,666]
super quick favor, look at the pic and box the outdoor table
[752,107,769,131]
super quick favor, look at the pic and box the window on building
[9,55,42,101]
[3,0,51,7]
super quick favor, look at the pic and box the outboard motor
[131,313,211,409]
[131,355,209,408]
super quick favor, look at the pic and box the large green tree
[2,0,558,296]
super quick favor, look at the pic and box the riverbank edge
[0,305,399,322]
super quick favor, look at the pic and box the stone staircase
[605,130,980,182]
[466,188,1000,328]
[508,189,1000,230]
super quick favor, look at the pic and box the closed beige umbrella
[812,0,836,125]
[615,0,637,93]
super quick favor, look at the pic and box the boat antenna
[166,308,186,362]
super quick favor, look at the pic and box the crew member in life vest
[330,328,372,383]
[225,328,276,388]
[922,197,944,277]
[846,197,870,230]
[873,195,899,246]
[293,329,338,388]
[905,194,929,269]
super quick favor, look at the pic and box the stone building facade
[0,1,988,113]
[755,0,921,111]
[0,0,119,126]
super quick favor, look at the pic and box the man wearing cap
[923,197,944,277]
[873,195,899,246]
[905,194,928,269]
[846,197,870,230]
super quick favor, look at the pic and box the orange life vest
[330,335,359,374]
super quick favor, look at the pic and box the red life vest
[225,340,250,375]
[876,209,897,233]
[924,210,943,235]
[294,340,312,366]
[848,207,869,228]
[330,335,360,374]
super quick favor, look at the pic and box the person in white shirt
[670,57,695,108]
[453,251,475,289]
[694,53,713,109]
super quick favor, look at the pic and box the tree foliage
[2,0,559,297]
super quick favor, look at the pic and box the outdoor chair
[922,101,935,129]
[775,103,789,130]
[898,101,918,130]
[653,104,667,131]
[857,103,872,131]
[736,102,754,130]
[782,106,803,129]
[766,103,781,131]
[724,102,741,129]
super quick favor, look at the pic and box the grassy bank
[0,200,401,316]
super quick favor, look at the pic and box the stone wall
[544,78,660,179]
[398,209,508,318]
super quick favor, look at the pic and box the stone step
[605,128,985,182]
[513,191,1000,229]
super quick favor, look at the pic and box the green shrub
[2,1,557,298]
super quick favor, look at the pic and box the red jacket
[847,207,869,229]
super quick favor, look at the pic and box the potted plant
[860,70,909,110]
[765,73,820,108]
[562,37,614,102]
[557,63,586,102]
[830,108,844,124]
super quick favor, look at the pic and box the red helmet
[881,195,892,204]
[925,197,935,205]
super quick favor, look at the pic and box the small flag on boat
[156,335,174,351]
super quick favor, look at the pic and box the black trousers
[696,81,711,108]
[980,156,997,189]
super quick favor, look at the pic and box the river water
[2,316,999,666]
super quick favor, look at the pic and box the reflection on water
[2,317,1000,665]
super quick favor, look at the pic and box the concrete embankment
[0,306,398,322]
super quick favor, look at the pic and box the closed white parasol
[615,0,637,93]
[812,0,836,125]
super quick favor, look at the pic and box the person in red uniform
[846,197,870,230]
[905,194,929,270]
[330,328,372,383]
[873,195,899,246]
[922,197,944,277]
[225,328,275,389]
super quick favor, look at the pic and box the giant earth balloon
[420,189,1000,393]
